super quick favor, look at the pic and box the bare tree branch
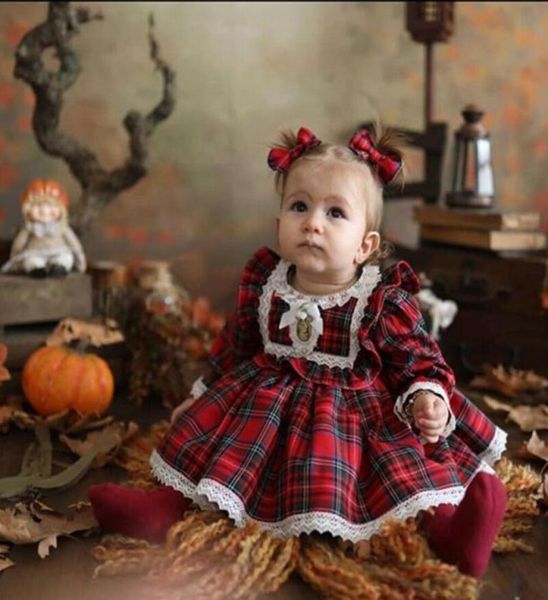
[14,1,176,235]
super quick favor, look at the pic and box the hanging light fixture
[446,104,496,208]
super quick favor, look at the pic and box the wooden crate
[0,273,93,368]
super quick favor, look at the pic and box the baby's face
[277,157,379,287]
[26,200,63,223]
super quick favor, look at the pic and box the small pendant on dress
[296,316,312,342]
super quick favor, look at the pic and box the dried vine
[14,1,176,234]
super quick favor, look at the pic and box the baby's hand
[170,397,197,423]
[411,392,449,444]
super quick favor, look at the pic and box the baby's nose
[303,211,323,232]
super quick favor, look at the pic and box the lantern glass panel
[476,139,495,196]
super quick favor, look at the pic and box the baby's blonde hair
[271,124,406,263]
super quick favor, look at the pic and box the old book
[414,205,542,231]
[420,225,547,251]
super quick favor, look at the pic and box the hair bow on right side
[348,129,402,185]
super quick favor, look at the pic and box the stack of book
[414,205,546,252]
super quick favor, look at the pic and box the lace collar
[273,259,381,309]
[258,258,382,368]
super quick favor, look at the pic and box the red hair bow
[348,129,402,185]
[267,127,321,173]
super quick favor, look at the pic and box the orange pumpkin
[22,345,114,416]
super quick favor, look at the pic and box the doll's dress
[151,247,506,542]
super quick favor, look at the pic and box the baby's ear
[356,231,380,264]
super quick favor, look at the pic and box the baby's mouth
[299,241,323,250]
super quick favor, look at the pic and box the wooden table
[0,390,546,600]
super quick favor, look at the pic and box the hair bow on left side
[348,129,402,185]
[268,127,322,173]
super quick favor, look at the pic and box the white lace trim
[394,380,456,439]
[258,260,382,369]
[150,450,490,543]
[190,376,207,399]
[478,426,507,467]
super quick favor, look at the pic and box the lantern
[446,105,496,208]
[406,2,454,44]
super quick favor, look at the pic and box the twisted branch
[14,1,176,234]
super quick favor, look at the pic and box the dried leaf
[482,395,513,413]
[65,414,115,435]
[0,423,53,498]
[0,398,39,433]
[46,410,115,434]
[470,364,548,399]
[60,421,139,467]
[522,431,548,462]
[482,396,548,432]
[38,534,58,558]
[0,405,22,431]
[0,423,134,498]
[44,409,72,431]
[542,471,548,508]
[508,406,548,432]
[46,318,124,348]
[0,556,15,572]
[0,398,108,435]
[0,500,97,554]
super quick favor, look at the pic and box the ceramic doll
[1,179,86,277]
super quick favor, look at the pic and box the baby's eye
[290,201,307,212]
[328,207,345,219]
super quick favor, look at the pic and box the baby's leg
[422,472,507,577]
[88,483,191,542]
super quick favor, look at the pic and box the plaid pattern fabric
[268,293,355,357]
[154,246,504,538]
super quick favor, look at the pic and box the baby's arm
[171,249,267,421]
[372,286,456,440]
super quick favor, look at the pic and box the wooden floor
[0,388,546,600]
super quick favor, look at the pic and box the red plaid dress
[151,247,506,542]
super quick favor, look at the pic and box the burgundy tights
[89,471,507,577]
[422,472,507,577]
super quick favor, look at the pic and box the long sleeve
[189,248,274,398]
[371,284,457,437]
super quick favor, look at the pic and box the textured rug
[90,422,542,600]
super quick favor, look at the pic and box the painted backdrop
[0,2,546,309]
